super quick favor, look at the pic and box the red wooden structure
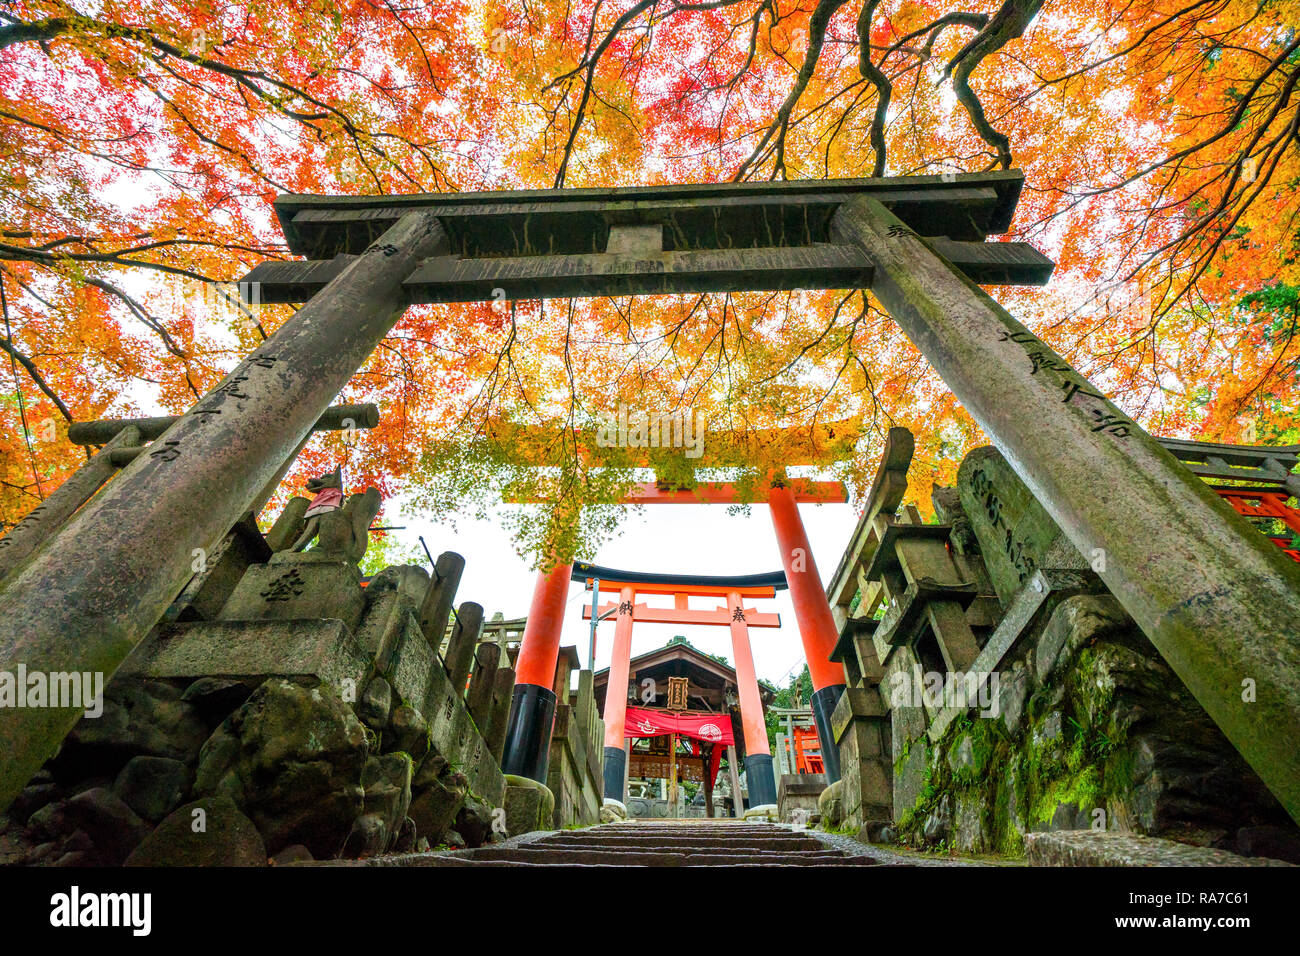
[584,575,781,808]
[502,472,851,796]
[1212,487,1300,563]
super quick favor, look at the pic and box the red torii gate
[580,568,784,808]
[499,477,851,802]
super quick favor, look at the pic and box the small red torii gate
[498,477,851,804]
[581,570,783,808]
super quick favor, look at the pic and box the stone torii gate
[1,172,1298,826]
[574,564,786,809]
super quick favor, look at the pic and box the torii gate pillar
[500,561,573,782]
[727,590,777,806]
[0,212,448,810]
[769,484,846,783]
[832,194,1300,823]
[600,585,636,800]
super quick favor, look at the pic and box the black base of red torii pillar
[498,560,570,781]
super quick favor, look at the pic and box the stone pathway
[362,819,972,867]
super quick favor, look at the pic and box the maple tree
[2,0,1296,563]
[0,0,494,530]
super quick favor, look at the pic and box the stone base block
[818,780,844,828]
[220,554,364,630]
[833,687,893,830]
[777,774,826,825]
[600,798,628,823]
[356,592,436,717]
[503,775,555,836]
[146,619,368,692]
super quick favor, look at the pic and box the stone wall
[826,437,1300,864]
[896,590,1297,859]
[546,668,604,828]
[0,550,524,866]
[889,450,1300,861]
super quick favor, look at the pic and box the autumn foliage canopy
[1,0,1296,560]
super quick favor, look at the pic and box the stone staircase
[391,820,890,867]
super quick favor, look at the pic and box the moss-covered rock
[818,779,844,829]
[125,796,265,867]
[193,678,368,857]
[893,587,1298,859]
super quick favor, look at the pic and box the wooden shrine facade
[594,642,775,815]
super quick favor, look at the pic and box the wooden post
[668,732,678,814]
[833,194,1300,824]
[419,551,464,645]
[587,576,600,668]
[703,744,714,818]
[727,744,744,816]
[0,210,448,812]
[466,641,500,734]
[444,601,484,694]
[485,666,516,762]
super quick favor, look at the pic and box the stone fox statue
[266,467,382,564]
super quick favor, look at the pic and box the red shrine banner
[623,707,735,746]
[691,737,726,791]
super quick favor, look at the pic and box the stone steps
[471,848,857,866]
[588,826,779,832]
[405,858,866,867]
[394,821,881,867]
[537,837,827,852]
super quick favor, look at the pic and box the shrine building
[593,640,776,818]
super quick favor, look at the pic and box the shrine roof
[593,641,777,709]
[572,562,788,592]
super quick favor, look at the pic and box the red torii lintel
[504,478,847,505]
[583,601,781,628]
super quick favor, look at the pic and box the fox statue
[266,467,381,564]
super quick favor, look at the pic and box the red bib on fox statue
[303,487,344,517]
